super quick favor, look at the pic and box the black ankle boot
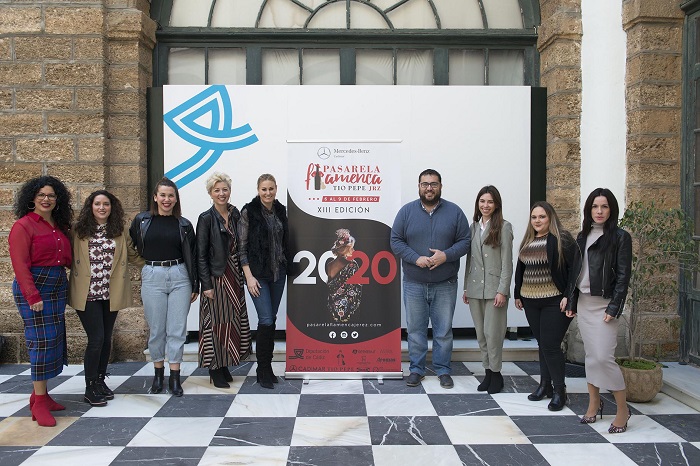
[477,369,492,392]
[487,371,504,394]
[548,385,568,411]
[151,367,164,394]
[169,369,183,397]
[97,373,114,400]
[221,366,233,382]
[84,378,108,406]
[209,368,230,388]
[528,378,553,401]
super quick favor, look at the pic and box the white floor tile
[372,445,461,466]
[20,446,123,466]
[291,417,371,446]
[587,414,686,443]
[364,394,437,416]
[199,446,289,466]
[629,392,700,415]
[226,394,300,417]
[82,394,169,418]
[536,443,638,466]
[421,375,480,394]
[127,417,224,447]
[464,362,527,376]
[300,379,365,395]
[0,394,30,416]
[440,416,531,444]
[492,392,576,416]
[181,375,245,394]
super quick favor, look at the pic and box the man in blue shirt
[391,169,471,388]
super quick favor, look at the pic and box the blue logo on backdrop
[163,85,258,188]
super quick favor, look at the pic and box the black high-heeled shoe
[209,368,230,389]
[608,406,632,434]
[580,399,604,424]
[221,366,233,382]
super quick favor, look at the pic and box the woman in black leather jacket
[130,177,198,396]
[566,188,632,433]
[196,172,251,388]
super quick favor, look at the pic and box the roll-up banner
[285,141,403,379]
[160,85,537,374]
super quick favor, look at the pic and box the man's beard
[420,191,441,207]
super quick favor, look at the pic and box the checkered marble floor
[1,361,700,465]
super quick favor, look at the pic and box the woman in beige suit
[462,186,514,394]
[69,190,143,406]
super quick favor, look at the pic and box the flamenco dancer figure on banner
[326,229,362,323]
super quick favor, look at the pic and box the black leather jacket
[566,227,632,318]
[514,232,577,300]
[129,211,199,292]
[196,205,240,292]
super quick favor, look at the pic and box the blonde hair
[519,201,570,269]
[257,173,276,187]
[205,172,232,193]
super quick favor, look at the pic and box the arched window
[150,0,540,86]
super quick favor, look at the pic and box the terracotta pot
[618,358,663,403]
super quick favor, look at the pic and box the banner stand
[285,371,404,384]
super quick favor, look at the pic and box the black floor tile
[111,447,207,466]
[236,375,303,394]
[429,394,505,416]
[362,378,426,394]
[0,376,70,394]
[616,442,700,465]
[112,376,159,395]
[649,414,700,442]
[101,362,148,376]
[0,447,40,466]
[47,417,150,446]
[503,375,540,394]
[297,394,367,417]
[288,446,374,466]
[0,365,31,376]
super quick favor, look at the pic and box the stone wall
[622,0,684,359]
[0,0,155,363]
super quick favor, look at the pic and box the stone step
[146,337,540,363]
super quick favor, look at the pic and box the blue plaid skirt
[13,266,68,381]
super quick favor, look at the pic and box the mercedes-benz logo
[317,147,331,159]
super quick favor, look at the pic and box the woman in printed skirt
[9,176,73,427]
[514,201,576,411]
[130,177,198,396]
[69,190,143,406]
[566,188,633,433]
[462,185,514,394]
[196,172,251,388]
[240,174,292,389]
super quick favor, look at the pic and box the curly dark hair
[14,176,73,235]
[74,190,125,240]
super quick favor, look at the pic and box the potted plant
[617,200,698,402]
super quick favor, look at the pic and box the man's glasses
[35,193,57,201]
[419,182,440,189]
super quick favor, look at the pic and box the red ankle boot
[30,390,65,411]
[31,394,56,427]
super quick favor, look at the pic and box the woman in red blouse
[9,176,73,427]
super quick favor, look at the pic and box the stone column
[104,1,155,361]
[623,0,684,358]
[538,0,583,231]
[0,1,155,363]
